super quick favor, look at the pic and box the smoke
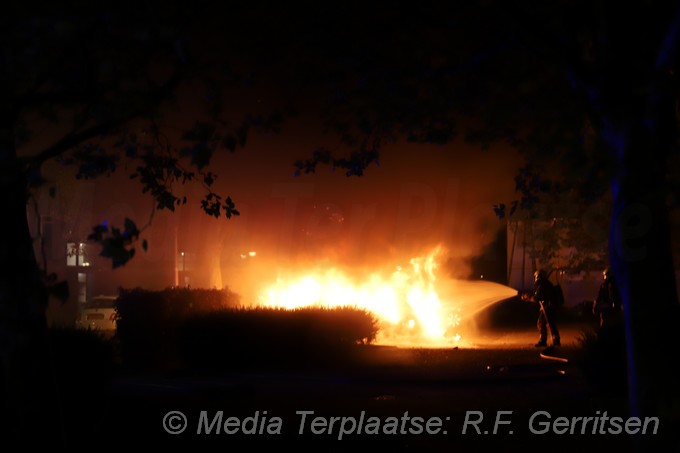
[40,113,522,311]
[463,224,508,284]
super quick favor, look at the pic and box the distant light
[480,274,484,279]
[181,252,185,256]
[407,319,415,330]
[249,251,257,257]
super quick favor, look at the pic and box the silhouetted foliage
[178,307,379,372]
[115,287,240,370]
[115,287,377,372]
[46,327,117,442]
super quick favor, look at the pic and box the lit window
[67,242,91,267]
[66,243,77,266]
[78,243,90,267]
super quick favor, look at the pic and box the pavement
[466,323,588,349]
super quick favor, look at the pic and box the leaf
[87,224,109,242]
[186,142,212,170]
[156,191,178,211]
[124,217,138,236]
[100,240,134,269]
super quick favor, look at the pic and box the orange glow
[257,246,517,347]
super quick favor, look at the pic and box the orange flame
[257,246,519,347]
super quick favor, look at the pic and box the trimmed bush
[47,327,117,440]
[48,325,116,380]
[178,306,379,371]
[114,286,378,372]
[115,287,240,370]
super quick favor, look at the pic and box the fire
[258,246,515,347]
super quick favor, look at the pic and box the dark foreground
[65,324,672,453]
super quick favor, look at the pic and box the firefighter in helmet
[523,269,561,347]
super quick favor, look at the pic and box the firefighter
[523,269,561,347]
[592,267,622,328]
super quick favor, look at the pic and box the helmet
[534,269,547,280]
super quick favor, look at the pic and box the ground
[35,300,674,452]
[70,319,670,453]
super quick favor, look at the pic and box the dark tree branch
[24,66,184,175]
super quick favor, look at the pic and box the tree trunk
[598,7,680,447]
[0,125,59,445]
[609,119,680,436]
